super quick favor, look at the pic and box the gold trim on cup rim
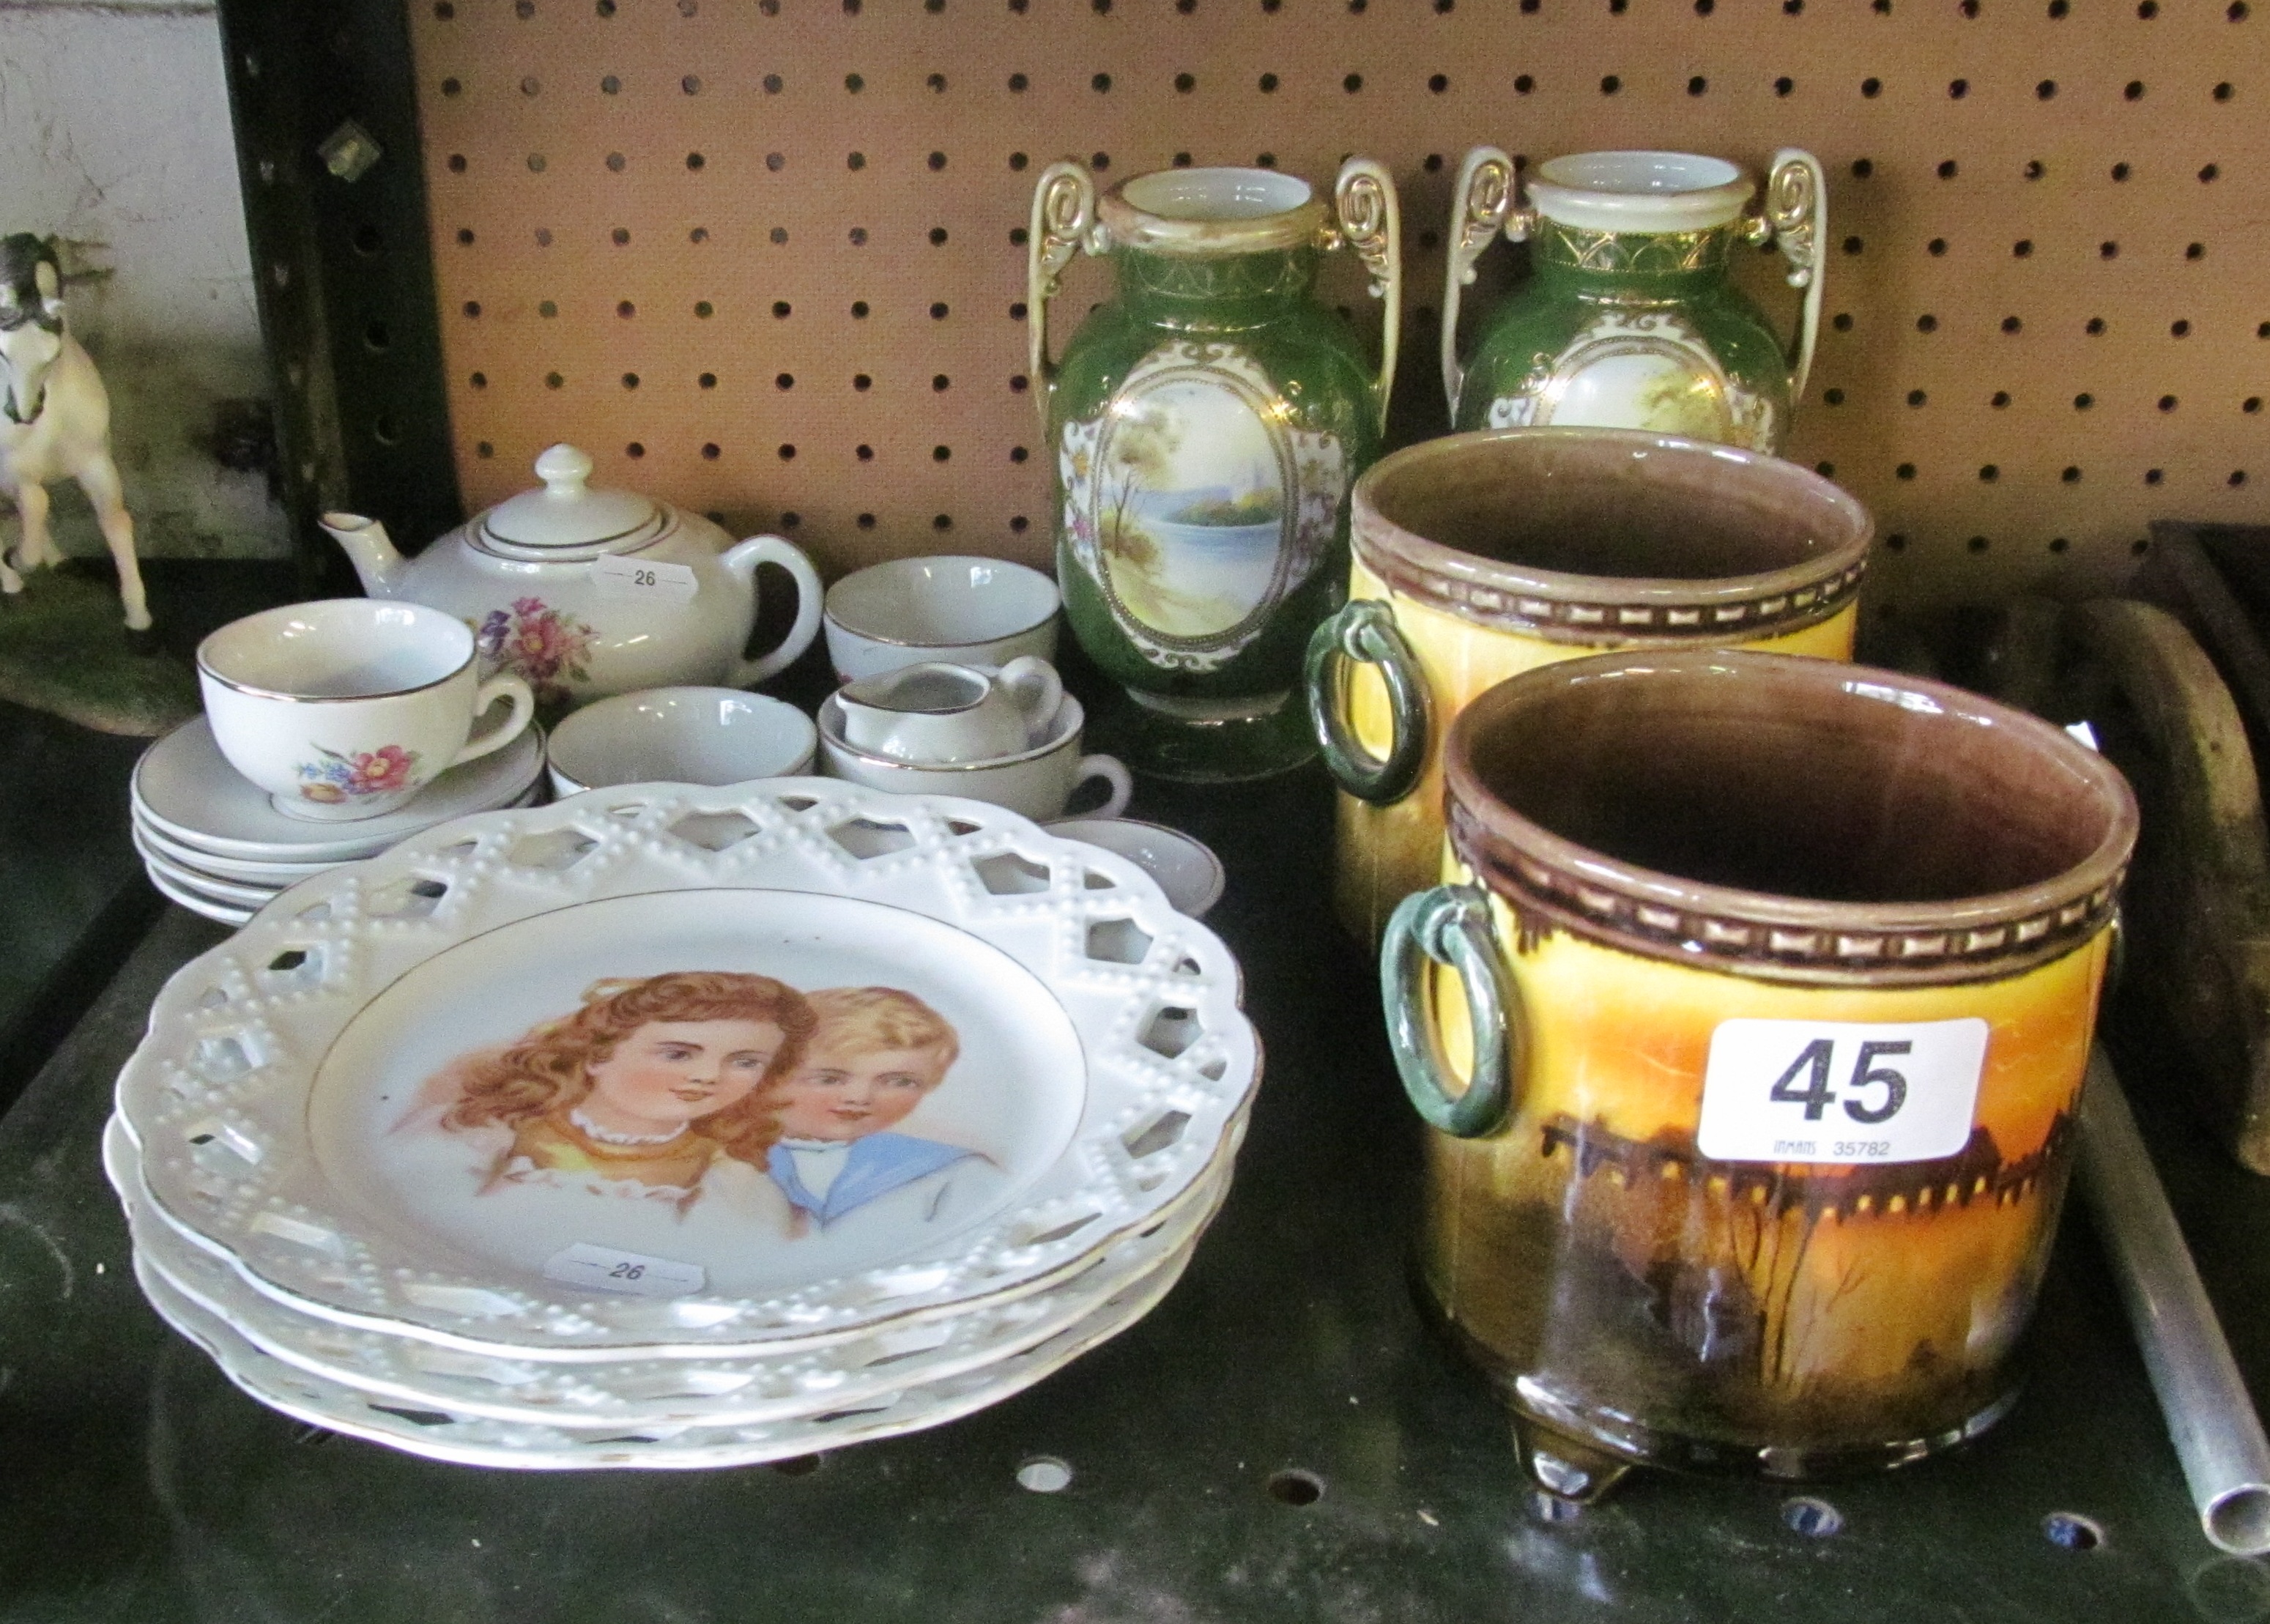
[196,601,477,704]
[823,556,1061,650]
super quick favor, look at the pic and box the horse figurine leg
[74,454,149,631]
[0,486,19,596]
[11,476,64,571]
[11,476,53,574]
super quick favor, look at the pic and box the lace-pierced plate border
[114,779,1257,1354]
[109,1113,1237,1431]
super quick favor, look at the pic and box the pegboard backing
[410,0,2266,610]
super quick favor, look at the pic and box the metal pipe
[2080,1049,2270,1554]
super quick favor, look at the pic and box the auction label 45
[1696,1017,1990,1165]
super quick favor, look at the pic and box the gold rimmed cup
[197,599,535,822]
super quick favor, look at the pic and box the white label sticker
[543,1242,707,1297]
[591,552,698,603]
[1696,1017,1990,1165]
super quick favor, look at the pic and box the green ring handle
[1381,883,1520,1138]
[1305,598,1431,806]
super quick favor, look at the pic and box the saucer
[137,782,545,929]
[1043,818,1226,919]
[144,863,254,926]
[130,815,340,883]
[133,719,544,862]
[132,831,275,906]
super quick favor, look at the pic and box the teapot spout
[319,511,408,598]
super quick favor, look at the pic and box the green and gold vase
[1442,149,1826,452]
[1030,161,1401,781]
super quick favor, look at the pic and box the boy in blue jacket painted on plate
[765,986,1001,1238]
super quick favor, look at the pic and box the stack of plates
[106,781,1258,1468]
[130,718,547,926]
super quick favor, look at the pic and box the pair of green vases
[1029,149,1829,780]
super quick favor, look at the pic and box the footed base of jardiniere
[1414,1272,2024,1501]
[1094,686,1315,782]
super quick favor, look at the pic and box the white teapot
[320,444,822,708]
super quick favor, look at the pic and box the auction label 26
[1695,1017,1989,1165]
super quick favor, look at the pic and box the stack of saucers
[130,717,546,926]
[106,780,1258,1468]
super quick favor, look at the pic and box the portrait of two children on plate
[404,971,1003,1243]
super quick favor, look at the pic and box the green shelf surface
[0,766,2262,1623]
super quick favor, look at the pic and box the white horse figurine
[0,234,149,630]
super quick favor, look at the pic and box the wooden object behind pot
[2059,598,2270,1175]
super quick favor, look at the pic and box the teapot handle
[725,534,825,687]
[1027,162,1100,431]
[1440,147,1517,422]
[1332,158,1403,438]
[1754,148,1829,401]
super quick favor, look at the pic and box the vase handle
[1027,162,1099,431]
[1381,883,1521,1139]
[1440,147,1517,422]
[1758,148,1829,401]
[1333,157,1402,437]
[1305,598,1430,806]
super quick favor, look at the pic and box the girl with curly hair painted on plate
[430,971,815,1227]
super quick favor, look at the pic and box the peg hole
[2043,1512,2104,1551]
[1783,1497,1844,1538]
[1268,1469,1325,1507]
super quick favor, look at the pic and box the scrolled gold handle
[1440,147,1515,420]
[1332,157,1402,437]
[1759,148,1828,401]
[1027,163,1099,431]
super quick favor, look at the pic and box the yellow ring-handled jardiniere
[1307,426,1872,943]
[1381,650,2137,1499]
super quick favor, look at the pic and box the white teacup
[834,656,1062,764]
[818,692,1132,821]
[548,686,819,796]
[824,555,1060,683]
[198,598,536,823]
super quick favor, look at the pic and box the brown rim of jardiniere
[1442,648,2138,988]
[1351,427,1874,647]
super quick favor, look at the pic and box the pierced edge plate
[111,1110,1236,1429]
[134,1195,1208,1470]
[114,779,1259,1354]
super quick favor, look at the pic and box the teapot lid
[480,445,668,554]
